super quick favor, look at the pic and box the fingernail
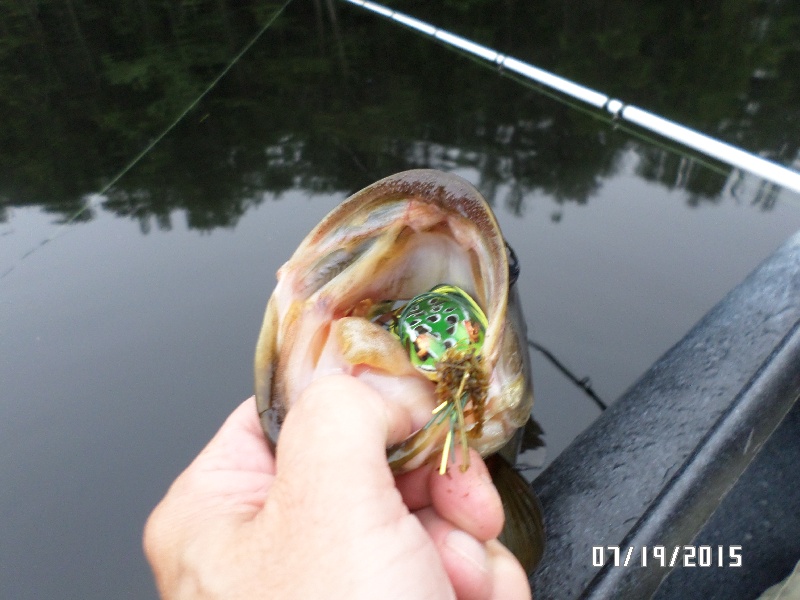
[445,529,488,572]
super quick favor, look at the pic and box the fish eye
[426,314,441,323]
[446,314,458,324]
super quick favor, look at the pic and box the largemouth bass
[254,169,544,572]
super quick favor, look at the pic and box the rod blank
[343,0,800,195]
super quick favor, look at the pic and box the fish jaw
[254,169,532,472]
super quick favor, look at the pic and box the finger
[275,374,413,499]
[416,507,491,600]
[486,540,532,600]
[429,448,504,541]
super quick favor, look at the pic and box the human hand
[144,374,531,600]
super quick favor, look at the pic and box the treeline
[0,0,796,229]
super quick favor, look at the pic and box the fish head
[254,169,533,473]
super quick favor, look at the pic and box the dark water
[1,1,800,598]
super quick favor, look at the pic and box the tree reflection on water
[0,0,797,230]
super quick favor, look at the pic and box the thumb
[274,374,413,500]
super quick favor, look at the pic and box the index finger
[396,448,504,542]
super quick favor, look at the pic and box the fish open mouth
[255,170,529,472]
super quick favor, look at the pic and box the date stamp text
[593,545,742,568]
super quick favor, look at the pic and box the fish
[254,169,544,573]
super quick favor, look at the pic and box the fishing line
[510,241,606,408]
[527,338,608,411]
[2,0,295,280]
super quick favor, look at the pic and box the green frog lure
[376,284,490,474]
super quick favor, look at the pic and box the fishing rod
[342,0,800,196]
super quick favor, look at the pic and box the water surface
[2,1,800,597]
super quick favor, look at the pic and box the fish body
[254,169,543,572]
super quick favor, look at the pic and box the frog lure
[369,284,490,475]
